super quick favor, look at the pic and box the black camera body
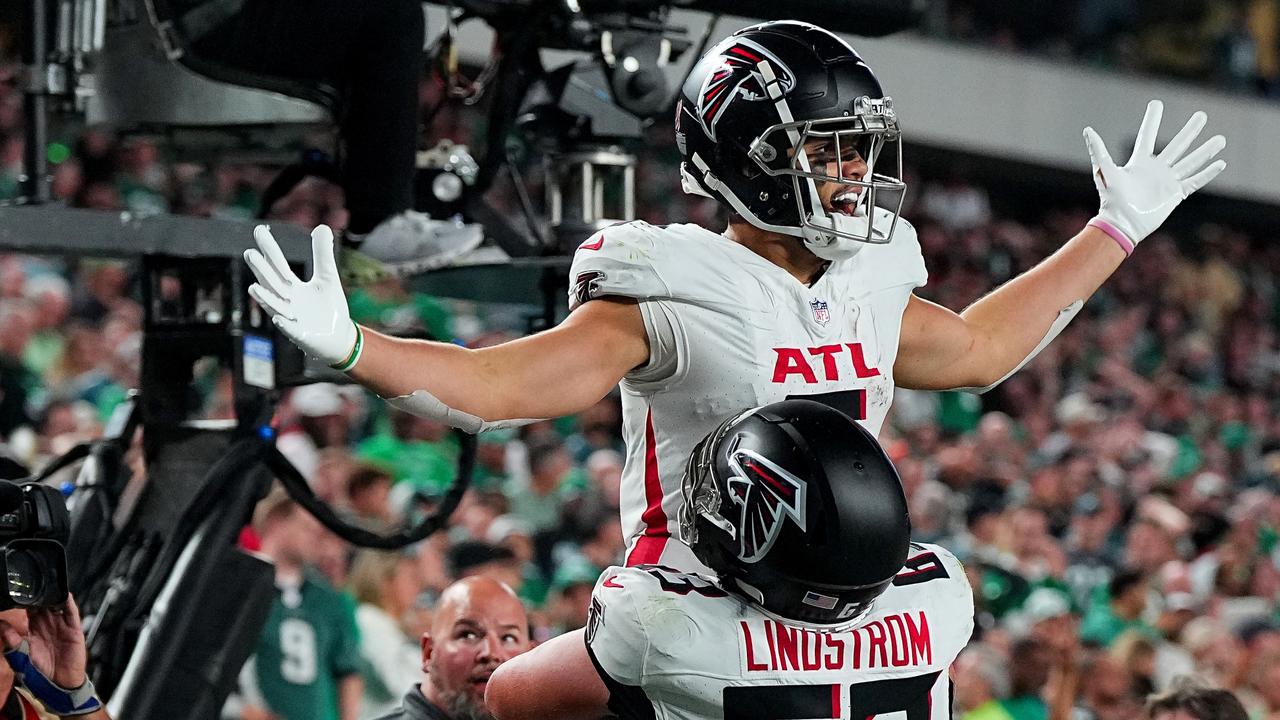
[0,482,71,610]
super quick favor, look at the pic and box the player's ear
[421,632,434,673]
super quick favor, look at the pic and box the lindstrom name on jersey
[584,543,974,720]
[567,215,927,570]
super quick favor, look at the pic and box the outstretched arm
[895,100,1226,392]
[485,630,610,720]
[245,226,649,424]
[350,297,648,421]
[895,226,1118,391]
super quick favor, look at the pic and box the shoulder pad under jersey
[567,221,754,311]
[586,564,733,683]
[881,543,974,664]
[585,565,654,685]
[838,211,928,295]
[568,222,670,311]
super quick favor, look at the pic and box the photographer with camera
[0,468,104,718]
[0,598,110,720]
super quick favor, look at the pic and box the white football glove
[1083,99,1226,253]
[244,224,357,367]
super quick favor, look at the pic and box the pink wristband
[1087,217,1134,257]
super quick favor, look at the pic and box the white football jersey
[585,543,974,720]
[567,212,926,569]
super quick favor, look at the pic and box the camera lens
[5,550,43,606]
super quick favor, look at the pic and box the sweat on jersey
[567,211,927,570]
[584,543,974,720]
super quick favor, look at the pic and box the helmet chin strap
[690,153,802,238]
[801,213,871,260]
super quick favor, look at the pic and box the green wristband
[329,322,364,372]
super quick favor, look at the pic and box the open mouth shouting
[828,188,866,217]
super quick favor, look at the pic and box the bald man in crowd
[373,577,530,720]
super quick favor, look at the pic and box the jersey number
[279,618,318,684]
[723,672,940,720]
[638,565,728,598]
[893,549,951,588]
[785,390,867,421]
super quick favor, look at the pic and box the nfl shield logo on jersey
[810,299,830,326]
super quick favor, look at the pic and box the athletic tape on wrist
[4,641,101,716]
[385,389,542,435]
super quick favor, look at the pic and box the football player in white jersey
[483,398,974,720]
[245,21,1227,572]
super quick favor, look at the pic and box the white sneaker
[354,211,485,275]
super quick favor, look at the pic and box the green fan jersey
[253,571,363,720]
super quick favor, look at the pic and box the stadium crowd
[3,22,1280,720]
[930,0,1280,97]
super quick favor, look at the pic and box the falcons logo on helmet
[696,39,795,142]
[726,448,807,563]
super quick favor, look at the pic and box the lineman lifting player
[485,399,974,719]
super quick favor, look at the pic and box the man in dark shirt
[375,577,529,720]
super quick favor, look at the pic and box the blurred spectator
[998,637,1055,720]
[68,262,128,326]
[1081,568,1157,647]
[563,396,623,464]
[504,434,578,536]
[1064,492,1118,605]
[1113,630,1159,696]
[21,274,70,376]
[919,174,993,232]
[348,550,423,719]
[278,384,357,483]
[346,466,397,528]
[1146,677,1248,720]
[229,491,363,720]
[1077,652,1142,720]
[449,541,524,594]
[471,430,513,489]
[0,303,36,438]
[358,409,459,496]
[1018,587,1078,653]
[542,554,599,636]
[954,643,1011,720]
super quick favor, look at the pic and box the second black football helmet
[678,399,911,628]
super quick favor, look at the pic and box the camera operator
[0,598,110,720]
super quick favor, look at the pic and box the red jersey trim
[626,407,669,566]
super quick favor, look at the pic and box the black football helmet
[675,21,905,259]
[678,399,911,628]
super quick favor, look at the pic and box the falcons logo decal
[726,448,807,563]
[696,40,795,142]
